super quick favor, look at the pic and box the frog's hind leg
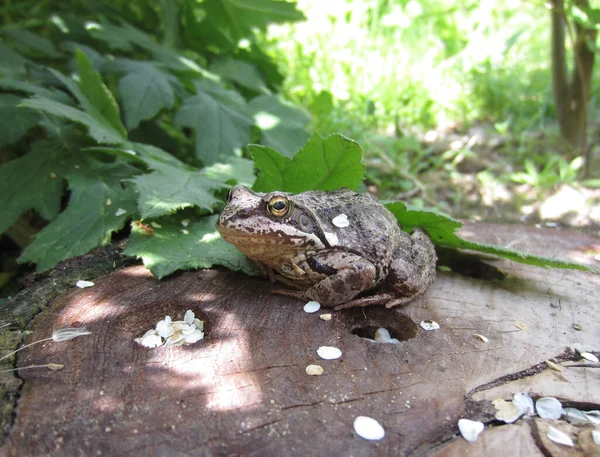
[386,228,437,307]
[332,293,396,310]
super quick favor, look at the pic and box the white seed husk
[592,430,600,445]
[75,280,95,288]
[305,364,324,376]
[303,301,321,313]
[546,425,574,447]
[319,314,332,321]
[458,419,484,442]
[353,416,385,440]
[420,320,440,331]
[512,392,534,416]
[332,214,350,228]
[317,346,342,360]
[493,399,521,423]
[580,352,599,363]
[536,397,563,420]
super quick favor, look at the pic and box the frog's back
[293,189,401,266]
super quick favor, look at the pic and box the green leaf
[174,86,254,164]
[210,57,269,93]
[248,95,310,157]
[250,132,365,192]
[0,77,73,104]
[131,166,227,219]
[86,22,192,71]
[199,0,305,45]
[385,202,596,272]
[19,162,139,271]
[21,96,126,144]
[2,29,60,58]
[201,157,256,187]
[118,64,175,129]
[0,138,76,234]
[124,213,258,278]
[75,49,127,137]
[0,41,28,76]
[0,93,42,147]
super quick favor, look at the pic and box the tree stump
[2,223,599,457]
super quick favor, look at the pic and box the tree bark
[550,0,596,159]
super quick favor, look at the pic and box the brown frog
[216,185,437,310]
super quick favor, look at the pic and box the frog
[216,185,437,310]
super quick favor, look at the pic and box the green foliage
[385,202,596,273]
[0,0,306,274]
[124,213,258,279]
[19,162,139,271]
[250,133,364,192]
[510,156,584,188]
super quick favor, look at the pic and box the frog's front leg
[272,251,377,307]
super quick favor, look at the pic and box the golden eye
[267,196,291,217]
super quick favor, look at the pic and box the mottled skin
[217,185,437,310]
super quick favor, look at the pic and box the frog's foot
[333,293,396,310]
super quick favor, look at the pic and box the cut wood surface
[2,222,599,457]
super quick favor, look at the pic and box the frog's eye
[267,196,291,217]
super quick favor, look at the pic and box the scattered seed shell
[584,410,600,425]
[545,360,563,372]
[115,208,127,216]
[324,232,338,246]
[546,425,574,447]
[374,328,400,344]
[305,364,324,376]
[563,407,590,425]
[592,430,600,445]
[75,280,95,288]
[472,333,488,343]
[514,321,528,331]
[458,419,484,442]
[420,320,440,331]
[303,301,321,313]
[493,399,521,423]
[580,352,599,363]
[47,363,64,371]
[353,416,385,441]
[512,392,534,416]
[317,346,342,360]
[536,397,563,420]
[319,313,332,321]
[332,214,350,228]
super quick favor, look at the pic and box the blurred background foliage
[1,0,600,300]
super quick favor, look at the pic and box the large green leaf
[0,41,28,76]
[210,57,269,93]
[174,85,254,164]
[19,162,139,271]
[250,132,365,192]
[199,0,305,45]
[21,96,126,144]
[124,213,258,278]
[76,49,127,138]
[2,29,60,58]
[131,166,227,219]
[0,94,42,147]
[118,64,175,129]
[385,202,596,272]
[248,94,310,157]
[0,138,76,234]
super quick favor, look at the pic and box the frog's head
[216,185,326,264]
